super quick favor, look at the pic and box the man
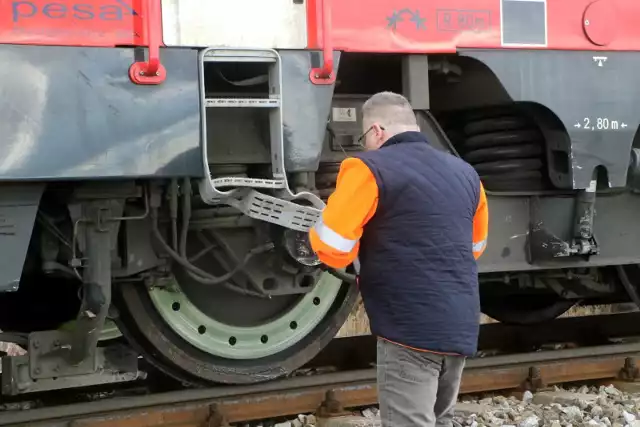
[309,92,488,427]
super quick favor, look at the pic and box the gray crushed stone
[236,384,640,427]
[453,384,640,427]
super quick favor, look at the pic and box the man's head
[359,91,420,151]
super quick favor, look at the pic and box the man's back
[356,131,481,356]
[308,91,488,427]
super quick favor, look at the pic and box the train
[1,0,640,392]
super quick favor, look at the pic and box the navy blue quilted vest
[355,131,481,356]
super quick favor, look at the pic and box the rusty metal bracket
[618,357,640,381]
[521,366,547,392]
[204,404,230,427]
[317,390,350,418]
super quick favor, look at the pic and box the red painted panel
[306,0,640,53]
[0,0,151,46]
[0,0,636,52]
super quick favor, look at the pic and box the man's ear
[370,124,384,148]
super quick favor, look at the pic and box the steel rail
[3,341,640,426]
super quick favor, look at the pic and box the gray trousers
[376,337,465,427]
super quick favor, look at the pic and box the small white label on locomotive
[332,107,357,122]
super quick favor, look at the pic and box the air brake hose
[173,178,268,296]
[150,207,269,297]
[326,267,357,284]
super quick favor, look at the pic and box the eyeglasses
[357,125,385,145]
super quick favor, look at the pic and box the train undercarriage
[2,47,640,392]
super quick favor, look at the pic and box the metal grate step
[234,190,321,232]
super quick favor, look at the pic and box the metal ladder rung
[210,176,287,189]
[205,98,281,108]
[203,51,277,63]
[203,57,277,63]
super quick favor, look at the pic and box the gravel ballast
[238,384,640,427]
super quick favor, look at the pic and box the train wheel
[113,228,358,385]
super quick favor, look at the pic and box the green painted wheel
[114,226,359,385]
[149,273,342,359]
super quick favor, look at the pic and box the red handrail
[129,0,166,85]
[309,0,335,85]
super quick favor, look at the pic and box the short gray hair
[361,91,419,134]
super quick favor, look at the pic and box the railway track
[3,342,640,426]
[2,312,640,426]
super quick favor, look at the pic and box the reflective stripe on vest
[313,220,358,253]
[473,239,487,253]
